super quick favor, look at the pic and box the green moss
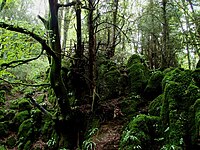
[0,121,8,137]
[120,114,159,150]
[159,68,200,148]
[0,108,5,122]
[6,135,16,148]
[18,98,32,111]
[14,110,30,126]
[23,140,31,150]
[30,109,42,121]
[148,94,163,116]
[162,68,192,90]
[120,94,139,119]
[144,71,164,101]
[192,69,200,87]
[0,145,6,150]
[9,100,19,109]
[18,118,33,139]
[127,54,142,68]
[5,109,16,121]
[128,63,149,94]
[0,91,5,104]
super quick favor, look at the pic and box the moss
[148,94,163,116]
[23,140,32,150]
[0,91,5,104]
[127,54,142,68]
[0,109,5,122]
[192,68,200,87]
[103,69,121,99]
[120,94,139,119]
[120,114,160,150]
[126,54,149,95]
[18,118,34,147]
[18,98,32,111]
[5,109,16,121]
[144,71,164,101]
[189,99,200,146]
[13,110,30,126]
[0,145,6,150]
[30,109,42,121]
[6,135,16,148]
[162,68,192,90]
[41,118,55,142]
[160,68,200,148]
[9,100,19,109]
[0,121,8,137]
[128,63,149,94]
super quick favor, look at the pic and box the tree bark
[88,0,96,110]
[49,0,71,116]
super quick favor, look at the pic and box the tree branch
[1,50,44,69]
[0,78,50,87]
[0,22,58,62]
[58,1,76,8]
[25,93,52,117]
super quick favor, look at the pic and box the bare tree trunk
[88,0,96,111]
[161,0,168,69]
[110,0,119,58]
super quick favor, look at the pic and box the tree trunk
[161,0,168,69]
[48,0,71,116]
[88,0,96,111]
[109,0,119,58]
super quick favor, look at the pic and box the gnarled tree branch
[0,22,58,62]
[1,50,44,69]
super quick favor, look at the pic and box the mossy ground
[1,55,200,149]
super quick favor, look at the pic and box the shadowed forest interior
[0,0,200,149]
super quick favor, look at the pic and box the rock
[6,135,17,148]
[0,121,8,137]
[119,114,159,150]
[18,98,32,111]
[13,110,30,126]
[144,71,164,101]
[127,54,149,95]
[148,94,163,116]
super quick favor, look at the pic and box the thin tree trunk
[88,0,96,111]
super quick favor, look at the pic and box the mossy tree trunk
[48,0,71,116]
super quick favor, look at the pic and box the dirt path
[92,120,123,150]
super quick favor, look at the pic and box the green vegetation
[0,0,200,149]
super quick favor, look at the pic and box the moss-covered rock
[17,118,34,150]
[23,140,32,150]
[120,94,140,119]
[0,121,8,137]
[120,114,160,150]
[6,135,17,148]
[162,68,192,90]
[103,69,122,99]
[160,68,200,148]
[127,54,149,94]
[148,94,163,116]
[0,91,5,105]
[192,68,200,88]
[144,71,164,101]
[18,98,32,111]
[0,145,6,150]
[9,100,19,109]
[5,109,16,121]
[13,110,30,126]
[0,108,5,122]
